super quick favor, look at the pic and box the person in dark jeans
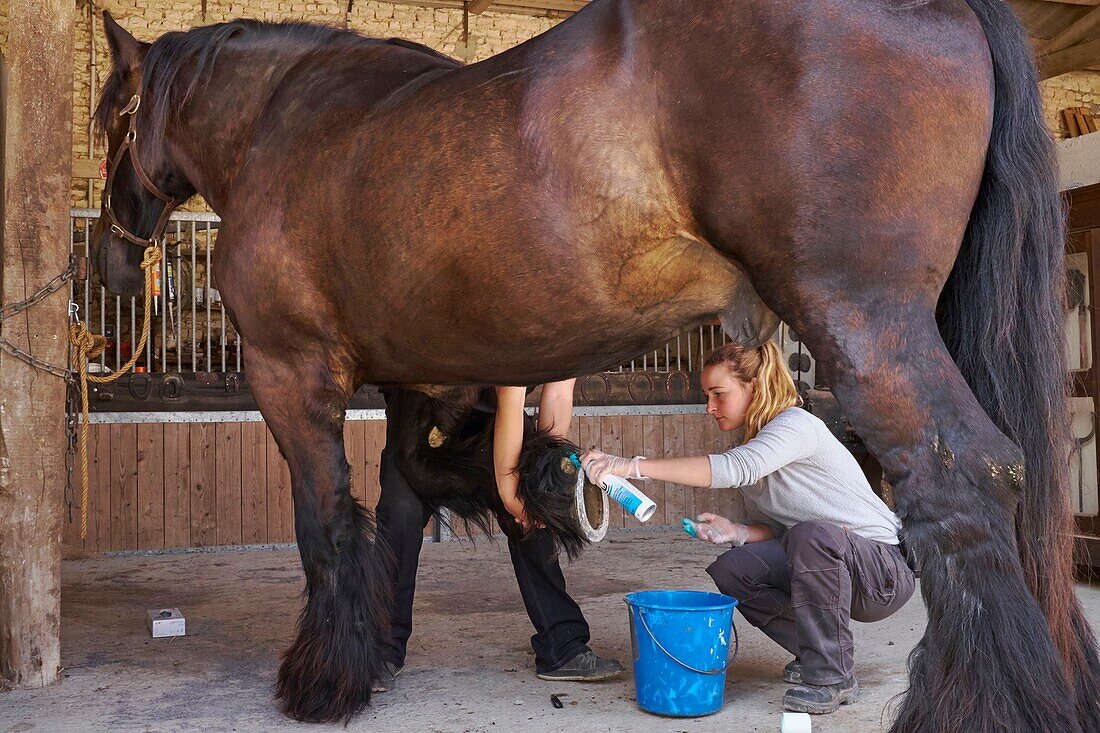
[373,384,622,691]
[584,341,915,715]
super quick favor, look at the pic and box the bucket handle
[634,606,739,676]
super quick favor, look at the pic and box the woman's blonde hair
[704,340,801,440]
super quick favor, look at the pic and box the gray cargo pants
[706,520,915,685]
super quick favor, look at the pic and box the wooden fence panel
[215,423,243,546]
[266,426,294,543]
[241,421,268,544]
[71,411,705,551]
[91,423,112,552]
[109,424,137,551]
[345,421,368,506]
[189,423,218,547]
[136,424,165,550]
[682,414,711,521]
[599,415,625,529]
[662,414,689,525]
[620,415,645,528]
[641,415,667,526]
[163,423,190,548]
[363,421,385,511]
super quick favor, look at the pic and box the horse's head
[92,12,194,296]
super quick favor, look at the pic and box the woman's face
[702,364,755,432]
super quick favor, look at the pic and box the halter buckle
[119,94,141,116]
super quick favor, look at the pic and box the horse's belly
[359,230,773,385]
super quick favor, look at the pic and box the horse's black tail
[935,0,1100,728]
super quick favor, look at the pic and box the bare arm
[537,378,576,437]
[494,386,533,528]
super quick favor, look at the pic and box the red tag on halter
[99,159,108,180]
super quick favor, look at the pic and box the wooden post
[0,0,75,690]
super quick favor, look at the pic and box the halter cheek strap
[103,94,180,247]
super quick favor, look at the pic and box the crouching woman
[584,341,915,715]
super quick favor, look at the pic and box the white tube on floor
[780,712,812,733]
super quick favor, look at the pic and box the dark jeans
[706,520,915,686]
[376,448,591,673]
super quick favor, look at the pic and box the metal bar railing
[71,209,228,376]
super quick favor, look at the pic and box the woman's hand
[580,450,646,487]
[692,513,750,547]
[502,493,543,533]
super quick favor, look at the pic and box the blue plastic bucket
[625,590,739,717]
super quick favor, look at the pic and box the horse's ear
[102,11,147,75]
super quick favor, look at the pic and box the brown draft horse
[92,2,1099,730]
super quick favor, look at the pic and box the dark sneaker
[371,661,404,693]
[537,650,624,682]
[783,676,860,714]
[783,659,803,684]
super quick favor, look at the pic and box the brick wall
[64,0,559,207]
[1042,71,1100,139]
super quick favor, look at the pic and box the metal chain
[0,256,78,320]
[0,256,80,382]
[0,334,76,382]
[64,384,79,523]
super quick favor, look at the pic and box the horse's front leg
[787,300,1081,733]
[248,352,390,723]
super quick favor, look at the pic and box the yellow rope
[69,245,162,539]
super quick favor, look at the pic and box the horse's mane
[94,20,459,152]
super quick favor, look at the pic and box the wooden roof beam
[1036,0,1100,7]
[1041,37,1100,78]
[1047,5,1100,53]
[467,0,495,13]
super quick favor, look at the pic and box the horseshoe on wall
[1071,410,1096,507]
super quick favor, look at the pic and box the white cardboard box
[146,608,185,638]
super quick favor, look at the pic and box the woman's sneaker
[782,676,860,714]
[537,650,624,681]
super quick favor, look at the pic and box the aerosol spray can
[569,454,657,522]
[152,265,162,316]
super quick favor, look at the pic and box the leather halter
[103,94,180,248]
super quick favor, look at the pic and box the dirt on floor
[1,528,1098,733]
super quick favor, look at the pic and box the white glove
[580,450,646,487]
[692,513,750,547]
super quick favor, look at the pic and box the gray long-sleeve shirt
[708,407,902,545]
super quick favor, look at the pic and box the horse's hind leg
[247,352,390,723]
[784,299,1081,733]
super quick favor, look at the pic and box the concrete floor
[1,529,1098,733]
